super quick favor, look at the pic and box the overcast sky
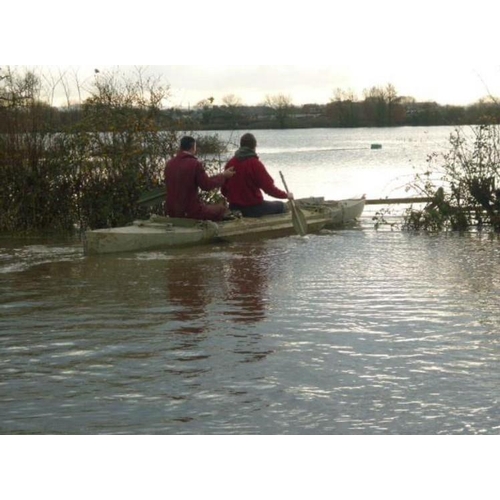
[6,0,500,107]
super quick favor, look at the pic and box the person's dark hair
[180,136,196,151]
[240,133,257,149]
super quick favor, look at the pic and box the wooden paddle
[137,186,166,207]
[279,171,307,236]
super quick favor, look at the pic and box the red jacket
[165,152,226,220]
[221,155,287,207]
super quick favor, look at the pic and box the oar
[279,171,307,236]
[137,186,166,207]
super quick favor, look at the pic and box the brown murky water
[2,226,500,434]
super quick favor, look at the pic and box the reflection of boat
[83,197,366,255]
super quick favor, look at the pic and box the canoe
[83,197,365,255]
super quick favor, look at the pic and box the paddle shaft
[279,171,307,236]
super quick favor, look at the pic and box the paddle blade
[280,171,307,236]
[291,202,308,236]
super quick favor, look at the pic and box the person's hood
[234,147,258,160]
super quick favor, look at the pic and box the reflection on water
[164,242,272,331]
[222,245,270,324]
[1,229,500,435]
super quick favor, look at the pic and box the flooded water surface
[2,127,500,434]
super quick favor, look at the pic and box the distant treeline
[178,100,500,130]
[1,98,499,134]
[1,67,500,133]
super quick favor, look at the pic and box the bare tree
[332,87,357,103]
[330,87,359,127]
[222,94,243,127]
[363,83,401,126]
[41,67,68,107]
[58,68,76,107]
[222,94,242,107]
[264,93,293,128]
[195,96,215,125]
[0,66,42,108]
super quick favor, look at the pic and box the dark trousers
[230,201,286,218]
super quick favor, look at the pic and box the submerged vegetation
[402,125,500,233]
[0,67,229,234]
[373,125,500,233]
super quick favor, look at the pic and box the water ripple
[1,230,500,434]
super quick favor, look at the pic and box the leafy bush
[402,125,500,232]
[0,67,230,234]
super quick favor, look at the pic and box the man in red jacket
[165,136,235,221]
[221,133,293,217]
